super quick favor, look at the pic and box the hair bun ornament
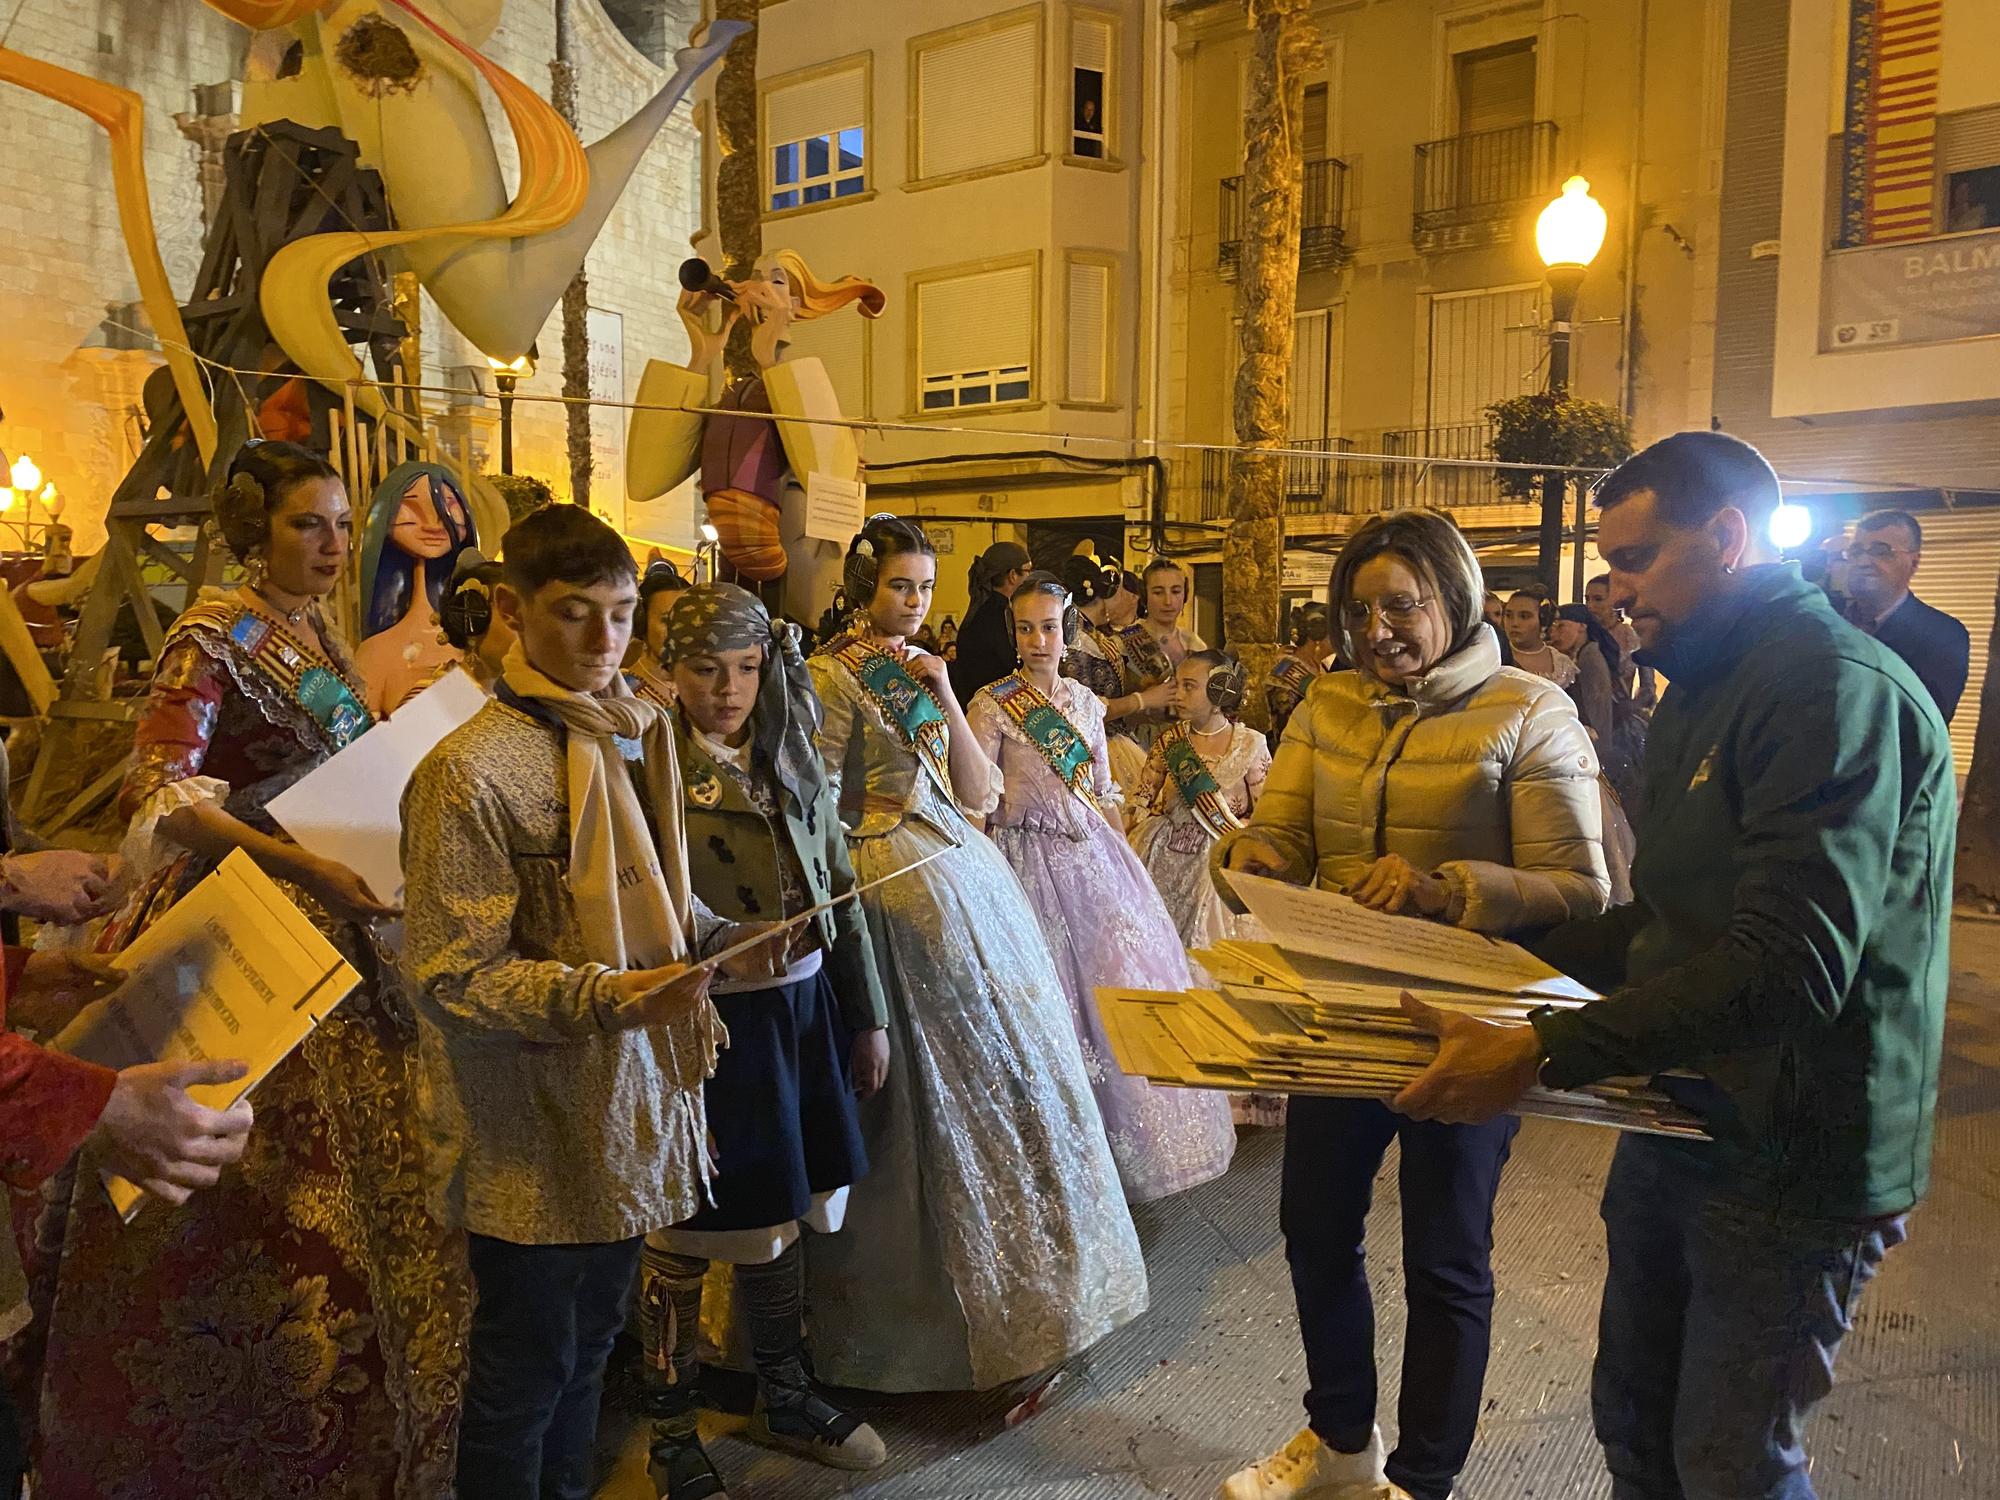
[228,470,265,509]
[854,536,875,558]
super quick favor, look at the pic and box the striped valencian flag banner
[1864,0,1945,243]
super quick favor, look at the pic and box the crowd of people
[0,428,1961,1500]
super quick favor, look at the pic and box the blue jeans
[1595,1137,1904,1500]
[1282,1097,1520,1500]
[458,1233,644,1500]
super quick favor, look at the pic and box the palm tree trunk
[712,0,762,384]
[553,0,592,508]
[1224,0,1321,730]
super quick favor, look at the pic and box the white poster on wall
[587,308,627,532]
[804,471,865,544]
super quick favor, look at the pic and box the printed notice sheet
[269,665,488,906]
[53,850,359,1219]
[1222,871,1595,1001]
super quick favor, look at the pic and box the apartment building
[1161,0,1731,605]
[691,0,1172,622]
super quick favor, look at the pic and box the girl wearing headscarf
[639,584,889,1496]
[805,516,1146,1393]
[945,538,1031,704]
[967,573,1236,1203]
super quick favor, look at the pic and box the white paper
[804,470,865,544]
[1222,871,1596,1001]
[269,668,488,906]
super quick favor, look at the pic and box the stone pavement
[596,919,2000,1499]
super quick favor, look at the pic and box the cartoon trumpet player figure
[626,251,886,618]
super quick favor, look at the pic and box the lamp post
[1534,175,1607,597]
[486,353,536,475]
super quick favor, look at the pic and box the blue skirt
[677,964,869,1234]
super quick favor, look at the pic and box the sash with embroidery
[181,601,371,749]
[832,638,954,799]
[1120,622,1172,686]
[988,674,1097,809]
[1266,654,1316,718]
[1158,722,1240,841]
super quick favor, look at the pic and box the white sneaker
[1218,1425,1391,1500]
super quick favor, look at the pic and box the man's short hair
[1856,508,1923,552]
[502,503,638,596]
[1595,431,1782,534]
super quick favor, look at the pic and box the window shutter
[767,66,865,147]
[1072,18,1110,75]
[1455,41,1536,135]
[1303,83,1329,162]
[1290,309,1329,439]
[782,312,867,419]
[1939,106,2000,173]
[1066,260,1111,403]
[918,18,1040,178]
[919,263,1035,379]
[1426,286,1541,427]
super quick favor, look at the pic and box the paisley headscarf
[664,583,825,814]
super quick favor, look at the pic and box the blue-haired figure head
[359,461,478,641]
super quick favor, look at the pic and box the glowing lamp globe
[1536,176,1608,270]
[1768,501,1812,552]
[0,489,14,515]
[8,455,41,493]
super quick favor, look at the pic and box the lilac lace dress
[968,675,1236,1203]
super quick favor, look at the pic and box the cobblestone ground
[598,919,2000,1500]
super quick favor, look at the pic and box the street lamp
[1534,175,1607,595]
[485,353,536,475]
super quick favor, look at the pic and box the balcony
[1412,121,1558,252]
[1196,424,1511,522]
[1219,158,1351,278]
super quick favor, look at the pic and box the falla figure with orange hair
[626,250,884,617]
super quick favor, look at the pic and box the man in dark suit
[1843,509,1972,723]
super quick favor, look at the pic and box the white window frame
[759,53,873,222]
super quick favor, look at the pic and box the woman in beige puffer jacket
[1213,510,1608,1500]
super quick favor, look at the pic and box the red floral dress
[15,598,466,1499]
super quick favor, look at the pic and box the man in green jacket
[1395,431,1953,1500]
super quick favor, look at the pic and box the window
[912,8,1041,183]
[1453,38,1536,136]
[1065,256,1113,404]
[1303,81,1329,161]
[1426,284,1541,427]
[914,259,1038,412]
[1946,167,2000,232]
[762,58,868,214]
[1071,15,1111,159]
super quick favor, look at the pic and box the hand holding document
[1098,873,1701,1139]
[269,667,488,909]
[54,850,361,1218]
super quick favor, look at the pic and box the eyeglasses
[1340,596,1434,629]
[1842,542,1915,562]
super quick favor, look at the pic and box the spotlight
[1768,501,1812,553]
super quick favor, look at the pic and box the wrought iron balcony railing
[1220,157,1351,277]
[1412,121,1558,247]
[1196,424,1514,522]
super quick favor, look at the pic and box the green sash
[987,674,1096,808]
[204,603,371,749]
[833,639,954,799]
[1159,722,1240,841]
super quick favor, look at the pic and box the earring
[246,553,269,589]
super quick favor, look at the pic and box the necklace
[1191,720,1230,743]
[250,585,310,626]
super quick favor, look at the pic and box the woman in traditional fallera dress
[805,516,1147,1394]
[1119,557,1207,751]
[1131,649,1277,1127]
[968,573,1236,1205]
[26,441,465,1499]
[1058,555,1159,810]
[1131,649,1272,957]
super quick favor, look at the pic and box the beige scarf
[501,644,725,1196]
[502,644,693,969]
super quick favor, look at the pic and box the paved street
[598,920,2000,1500]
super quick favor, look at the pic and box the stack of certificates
[1096,875,1707,1141]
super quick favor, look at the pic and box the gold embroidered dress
[25,598,466,1500]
